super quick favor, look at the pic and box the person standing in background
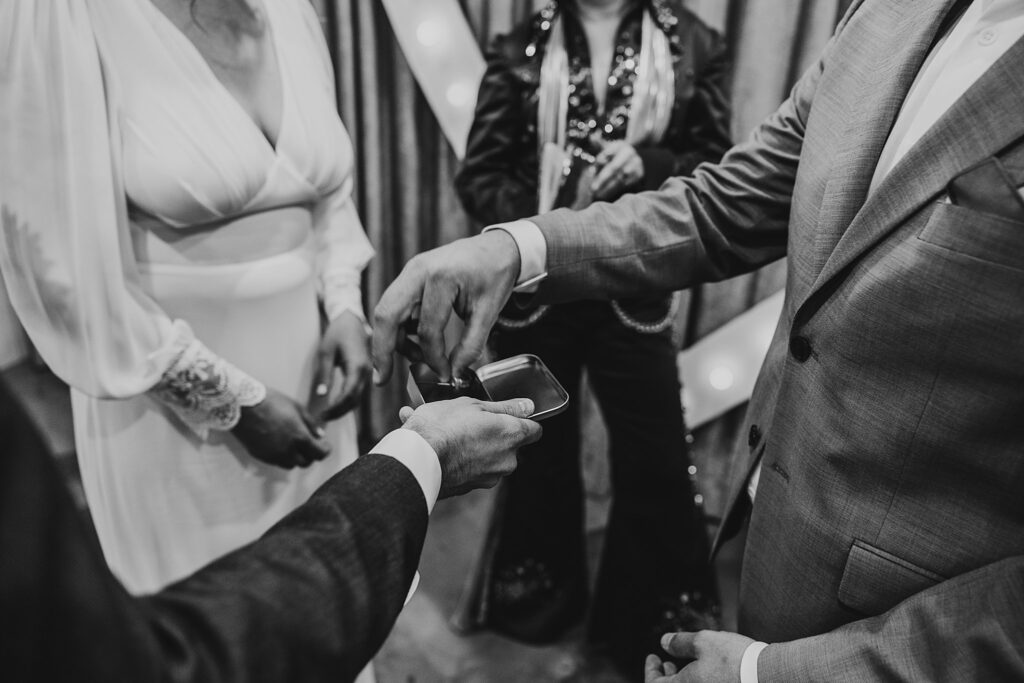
[454,0,732,673]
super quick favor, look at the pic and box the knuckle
[459,337,484,356]
[505,424,527,443]
[406,253,425,271]
[372,306,391,327]
[519,420,539,440]
[417,326,440,343]
[528,423,543,442]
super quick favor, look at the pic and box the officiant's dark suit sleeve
[1,391,427,683]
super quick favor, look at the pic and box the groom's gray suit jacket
[531,0,1024,679]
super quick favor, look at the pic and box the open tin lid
[406,354,569,420]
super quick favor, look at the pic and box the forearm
[527,22,825,304]
[530,61,827,303]
[531,135,795,303]
[144,454,429,683]
[315,182,375,323]
[759,556,1024,682]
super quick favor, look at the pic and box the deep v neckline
[144,0,288,154]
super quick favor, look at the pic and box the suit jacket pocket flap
[838,540,944,616]
[918,202,1024,270]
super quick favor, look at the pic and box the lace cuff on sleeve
[149,339,267,439]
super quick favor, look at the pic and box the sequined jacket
[454,0,729,229]
[455,0,732,324]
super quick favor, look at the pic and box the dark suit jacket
[0,385,427,683]
[530,0,1024,679]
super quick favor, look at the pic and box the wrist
[330,309,373,337]
[481,228,522,287]
[483,220,547,291]
[373,428,443,513]
[400,416,449,461]
[151,338,266,439]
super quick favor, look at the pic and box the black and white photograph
[2,0,1022,681]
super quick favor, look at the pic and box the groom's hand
[645,631,754,683]
[398,397,541,498]
[372,230,521,385]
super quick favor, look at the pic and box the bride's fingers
[324,363,370,421]
[312,343,335,402]
[296,404,330,457]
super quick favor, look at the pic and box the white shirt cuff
[371,428,442,513]
[747,462,763,503]
[740,641,769,683]
[483,220,548,292]
[323,284,366,324]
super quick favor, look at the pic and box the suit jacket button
[789,335,813,362]
[748,424,762,448]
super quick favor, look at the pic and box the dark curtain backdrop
[312,0,853,518]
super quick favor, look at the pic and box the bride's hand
[233,387,332,468]
[311,311,372,421]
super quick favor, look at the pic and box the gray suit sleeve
[759,556,1024,681]
[528,6,862,305]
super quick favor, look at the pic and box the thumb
[478,398,535,418]
[398,406,415,423]
[661,632,697,660]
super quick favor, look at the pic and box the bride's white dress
[0,0,375,636]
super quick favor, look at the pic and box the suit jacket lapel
[805,0,958,282]
[804,34,1024,302]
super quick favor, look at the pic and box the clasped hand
[233,311,372,469]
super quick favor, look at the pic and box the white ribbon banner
[679,290,784,429]
[379,0,486,160]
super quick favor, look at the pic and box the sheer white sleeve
[296,1,374,323]
[313,176,375,323]
[0,1,263,436]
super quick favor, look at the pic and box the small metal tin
[406,354,569,420]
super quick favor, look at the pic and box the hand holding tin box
[406,355,569,421]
